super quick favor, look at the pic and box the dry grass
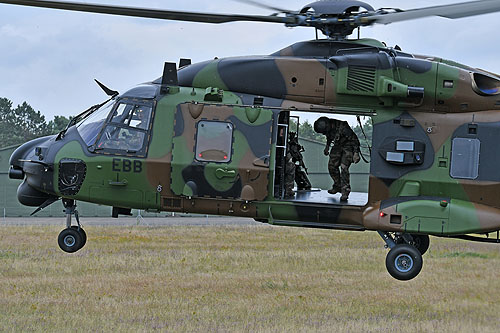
[0,224,499,332]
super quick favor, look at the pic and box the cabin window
[195,121,233,163]
[450,138,480,179]
[93,99,154,156]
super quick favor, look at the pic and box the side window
[95,100,154,156]
[195,121,233,162]
[129,105,152,130]
[450,138,480,179]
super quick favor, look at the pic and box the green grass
[0,225,499,332]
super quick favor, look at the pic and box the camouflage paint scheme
[10,38,500,238]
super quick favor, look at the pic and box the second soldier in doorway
[284,132,312,198]
[314,117,360,201]
[288,132,311,191]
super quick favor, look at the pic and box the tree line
[0,98,70,149]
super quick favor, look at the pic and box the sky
[1,0,500,121]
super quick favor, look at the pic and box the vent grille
[347,66,376,92]
[163,198,182,208]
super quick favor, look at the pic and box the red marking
[224,155,228,159]
[379,212,386,218]
[199,153,202,158]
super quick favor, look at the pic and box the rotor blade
[232,0,294,14]
[366,0,500,25]
[0,0,295,24]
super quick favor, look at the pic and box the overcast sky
[1,0,500,120]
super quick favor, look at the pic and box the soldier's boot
[340,191,349,201]
[296,170,311,190]
[328,186,341,195]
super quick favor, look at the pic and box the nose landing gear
[58,199,87,253]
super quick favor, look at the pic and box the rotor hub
[290,0,376,39]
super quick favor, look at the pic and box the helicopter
[3,0,500,281]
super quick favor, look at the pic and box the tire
[385,244,423,281]
[411,234,430,255]
[70,226,87,250]
[58,228,82,253]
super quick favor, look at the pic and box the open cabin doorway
[274,110,372,206]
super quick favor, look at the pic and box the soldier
[314,116,360,201]
[288,132,311,191]
[284,151,295,198]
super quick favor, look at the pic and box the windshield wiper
[56,79,119,140]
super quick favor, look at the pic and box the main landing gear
[378,231,430,281]
[58,199,87,253]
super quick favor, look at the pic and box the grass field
[0,224,499,332]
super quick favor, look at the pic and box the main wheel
[411,234,430,255]
[385,244,423,281]
[58,228,82,253]
[70,226,87,250]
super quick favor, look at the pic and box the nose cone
[9,136,57,205]
[9,136,52,170]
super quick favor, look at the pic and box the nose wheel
[58,199,87,253]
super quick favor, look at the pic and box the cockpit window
[92,99,154,156]
[97,125,146,152]
[77,100,114,146]
[109,103,152,129]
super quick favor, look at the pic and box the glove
[323,147,329,156]
[353,152,361,164]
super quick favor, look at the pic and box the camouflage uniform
[288,132,311,191]
[315,118,360,201]
[284,152,295,198]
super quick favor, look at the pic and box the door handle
[215,168,236,179]
[109,179,128,186]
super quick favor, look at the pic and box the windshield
[94,100,154,155]
[77,100,114,146]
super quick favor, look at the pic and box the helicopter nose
[9,136,57,206]
[8,136,51,179]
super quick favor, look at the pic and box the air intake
[347,65,376,92]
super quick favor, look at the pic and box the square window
[195,121,233,162]
[450,138,480,179]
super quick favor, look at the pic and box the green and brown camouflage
[8,36,500,279]
[12,37,500,236]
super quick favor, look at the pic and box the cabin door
[170,103,274,201]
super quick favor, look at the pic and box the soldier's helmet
[314,117,330,134]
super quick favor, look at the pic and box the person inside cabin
[288,132,311,191]
[314,116,360,201]
[130,106,151,130]
[284,150,295,198]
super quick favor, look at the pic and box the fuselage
[9,38,500,236]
